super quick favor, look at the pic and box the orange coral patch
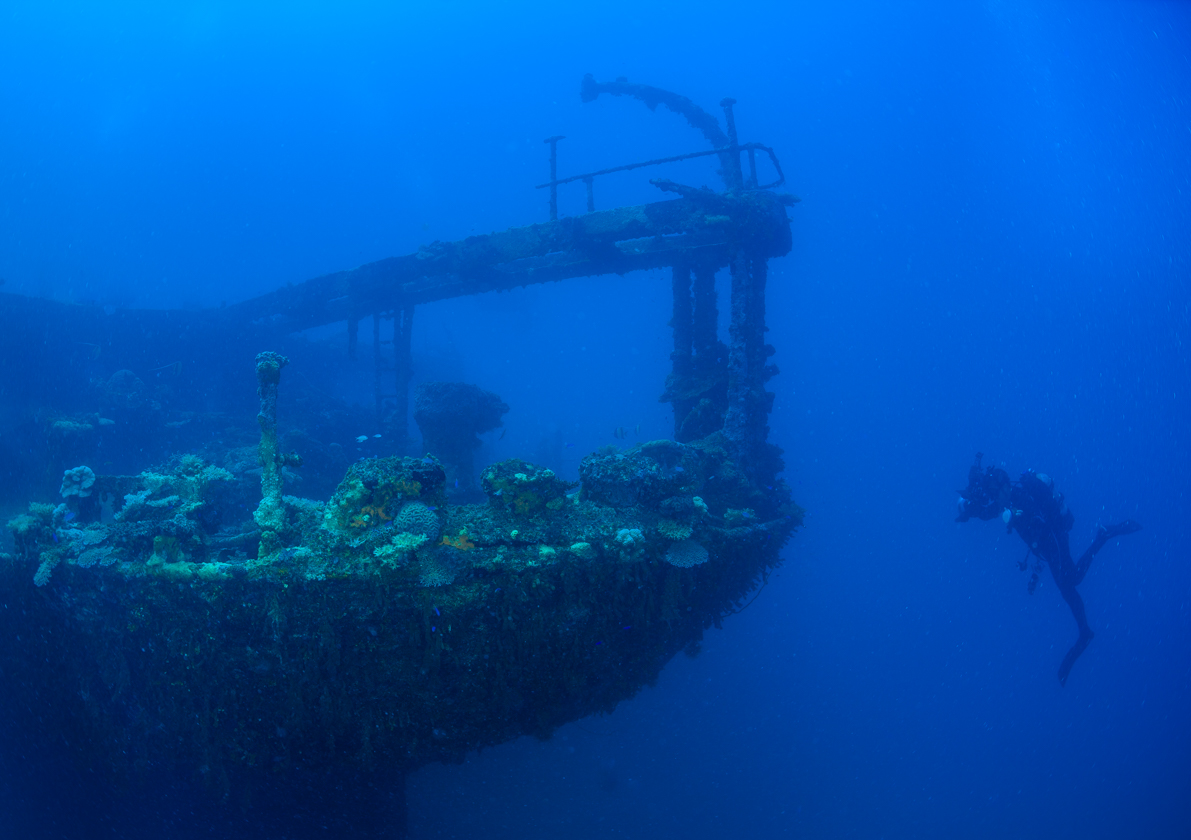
[439,530,475,551]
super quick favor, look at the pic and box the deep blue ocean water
[1,1,1188,837]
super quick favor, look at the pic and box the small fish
[634,424,640,435]
[453,479,459,489]
[373,434,382,439]
[613,426,626,440]
[433,606,441,616]
[355,435,369,443]
[564,442,575,448]
[78,341,102,360]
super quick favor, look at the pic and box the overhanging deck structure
[0,75,797,481]
[228,187,792,330]
[231,181,793,466]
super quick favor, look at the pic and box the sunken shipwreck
[0,77,801,837]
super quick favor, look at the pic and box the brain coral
[417,551,459,587]
[657,518,693,541]
[664,539,709,568]
[393,502,441,542]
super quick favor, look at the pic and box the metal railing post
[719,98,744,191]
[544,135,565,220]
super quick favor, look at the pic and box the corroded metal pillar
[544,135,564,221]
[664,265,694,437]
[719,98,745,191]
[393,302,415,451]
[663,262,733,443]
[372,311,383,427]
[723,251,778,477]
[691,265,720,372]
[253,351,289,556]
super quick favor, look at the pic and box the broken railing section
[535,141,784,215]
[580,74,741,190]
[540,76,785,215]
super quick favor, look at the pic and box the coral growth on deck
[1,433,801,802]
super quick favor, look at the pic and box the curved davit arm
[580,73,729,150]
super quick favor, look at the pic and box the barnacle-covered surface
[0,433,800,800]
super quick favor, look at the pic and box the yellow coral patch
[393,479,421,497]
[350,503,393,529]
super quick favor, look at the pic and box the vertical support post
[669,263,729,443]
[746,146,758,189]
[544,135,565,221]
[723,251,777,478]
[664,264,694,438]
[583,176,595,213]
[253,351,290,558]
[691,265,719,365]
[372,310,383,428]
[347,313,359,361]
[719,98,745,191]
[393,302,415,452]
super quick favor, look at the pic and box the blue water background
[1,1,1188,837]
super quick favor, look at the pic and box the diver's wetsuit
[956,453,1141,686]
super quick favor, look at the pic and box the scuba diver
[956,453,1141,686]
